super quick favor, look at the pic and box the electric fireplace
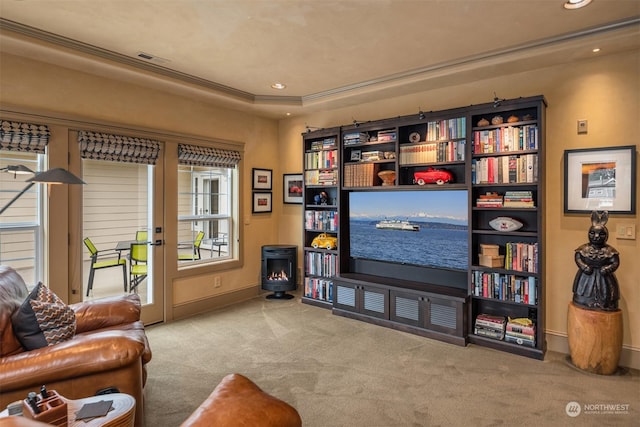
[261,245,297,299]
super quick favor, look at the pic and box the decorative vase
[377,170,396,186]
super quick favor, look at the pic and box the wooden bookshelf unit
[301,96,546,359]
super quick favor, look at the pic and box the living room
[0,1,638,426]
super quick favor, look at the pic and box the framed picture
[350,149,362,161]
[252,192,272,213]
[283,174,303,204]
[252,168,272,190]
[564,145,636,214]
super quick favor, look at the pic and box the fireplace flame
[268,269,289,281]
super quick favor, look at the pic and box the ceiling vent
[136,52,170,64]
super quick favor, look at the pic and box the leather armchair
[0,294,151,427]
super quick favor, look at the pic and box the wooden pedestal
[567,302,622,375]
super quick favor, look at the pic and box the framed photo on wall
[283,174,303,204]
[252,168,272,190]
[252,192,272,213]
[564,145,636,214]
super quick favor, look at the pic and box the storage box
[479,244,500,256]
[479,254,504,268]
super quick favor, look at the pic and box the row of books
[472,125,538,154]
[374,129,396,142]
[471,271,537,305]
[474,314,536,347]
[398,140,465,165]
[424,117,467,141]
[309,137,336,151]
[471,154,538,184]
[504,241,538,273]
[476,192,503,207]
[304,149,338,169]
[305,169,337,186]
[304,277,333,302]
[503,190,535,208]
[304,210,338,231]
[305,252,338,278]
[343,163,380,187]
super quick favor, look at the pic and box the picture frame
[350,149,362,161]
[564,145,636,214]
[252,168,272,190]
[283,173,303,204]
[252,192,272,213]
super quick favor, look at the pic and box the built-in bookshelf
[301,96,546,359]
[302,128,340,307]
[469,96,546,359]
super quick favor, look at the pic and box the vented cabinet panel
[336,285,356,308]
[430,302,457,329]
[395,296,419,321]
[363,290,385,313]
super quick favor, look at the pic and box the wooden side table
[1,393,135,427]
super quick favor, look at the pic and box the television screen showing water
[349,190,468,271]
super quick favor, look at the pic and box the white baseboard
[546,331,639,371]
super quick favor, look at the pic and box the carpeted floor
[143,291,639,426]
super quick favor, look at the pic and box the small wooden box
[22,390,68,427]
[479,244,500,256]
[479,254,504,268]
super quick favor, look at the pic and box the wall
[279,50,639,368]
[0,52,283,320]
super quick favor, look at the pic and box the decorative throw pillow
[11,282,76,350]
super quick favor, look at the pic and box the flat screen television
[348,189,469,289]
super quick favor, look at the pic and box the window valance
[178,144,241,168]
[0,120,50,153]
[78,131,161,165]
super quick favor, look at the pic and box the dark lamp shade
[5,165,36,175]
[27,168,86,185]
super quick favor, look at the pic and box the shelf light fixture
[563,0,592,10]
[0,165,85,215]
[493,92,505,108]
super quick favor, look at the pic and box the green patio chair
[178,231,205,261]
[129,242,148,293]
[83,237,127,296]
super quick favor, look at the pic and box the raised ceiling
[0,0,639,118]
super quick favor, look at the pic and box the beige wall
[1,47,638,366]
[278,50,640,367]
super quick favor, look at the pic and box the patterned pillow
[11,282,76,350]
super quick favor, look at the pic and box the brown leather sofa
[180,373,302,427]
[0,294,151,427]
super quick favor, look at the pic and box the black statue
[572,211,620,311]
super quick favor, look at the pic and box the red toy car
[413,168,454,185]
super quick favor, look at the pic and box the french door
[81,157,164,324]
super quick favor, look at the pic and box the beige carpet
[143,291,638,426]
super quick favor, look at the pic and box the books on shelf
[504,317,536,347]
[343,132,369,146]
[503,190,535,208]
[426,117,466,141]
[472,125,538,154]
[376,129,397,142]
[309,137,337,151]
[474,313,506,340]
[304,277,333,302]
[305,149,338,169]
[399,140,465,165]
[472,271,537,304]
[504,242,538,273]
[476,192,504,207]
[343,163,380,187]
[471,154,537,184]
[305,251,338,278]
[305,169,337,186]
[305,210,338,231]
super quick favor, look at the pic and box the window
[177,144,240,266]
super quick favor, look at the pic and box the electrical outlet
[214,276,221,288]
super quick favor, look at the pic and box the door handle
[150,239,164,246]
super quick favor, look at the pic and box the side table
[1,393,135,427]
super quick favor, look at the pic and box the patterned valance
[0,120,50,153]
[178,144,241,168]
[78,131,161,165]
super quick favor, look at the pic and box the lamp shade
[2,165,36,175]
[26,168,86,185]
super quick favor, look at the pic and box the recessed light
[271,83,286,90]
[563,0,592,10]
[592,48,601,53]
[285,112,291,116]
